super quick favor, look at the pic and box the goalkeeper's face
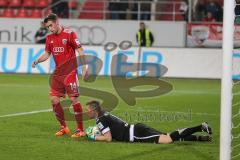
[86,105,96,119]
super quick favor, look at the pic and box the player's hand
[32,60,38,68]
[86,133,96,141]
[82,70,88,80]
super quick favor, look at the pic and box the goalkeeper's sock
[179,135,198,141]
[170,132,199,142]
[170,125,202,141]
[180,135,212,142]
[52,103,66,128]
[170,131,180,141]
[73,102,83,131]
[177,125,202,138]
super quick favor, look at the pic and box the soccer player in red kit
[32,13,87,138]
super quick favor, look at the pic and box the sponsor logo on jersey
[62,39,67,45]
[97,122,104,130]
[53,47,64,53]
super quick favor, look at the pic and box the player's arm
[32,35,51,68]
[95,131,112,142]
[32,51,50,68]
[70,31,87,80]
[76,47,87,80]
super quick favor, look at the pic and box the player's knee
[50,96,60,105]
[69,96,79,104]
[158,134,173,144]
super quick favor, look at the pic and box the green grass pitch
[0,74,221,160]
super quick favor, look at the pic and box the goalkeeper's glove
[85,127,93,135]
[85,126,96,141]
[87,134,96,141]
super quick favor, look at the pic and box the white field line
[0,109,52,118]
[0,84,47,88]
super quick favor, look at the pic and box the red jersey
[45,27,81,67]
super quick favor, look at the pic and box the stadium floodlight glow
[220,0,235,160]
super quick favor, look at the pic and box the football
[91,126,102,136]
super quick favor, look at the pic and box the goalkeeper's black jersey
[96,112,130,142]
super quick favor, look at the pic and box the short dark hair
[86,100,104,115]
[44,13,58,23]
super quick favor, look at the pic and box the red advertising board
[187,23,240,48]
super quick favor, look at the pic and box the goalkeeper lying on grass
[85,100,212,143]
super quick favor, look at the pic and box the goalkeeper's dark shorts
[129,123,166,143]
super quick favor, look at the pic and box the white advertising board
[0,44,226,79]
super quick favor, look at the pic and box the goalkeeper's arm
[87,131,112,142]
[96,131,112,142]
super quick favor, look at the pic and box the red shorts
[50,72,79,97]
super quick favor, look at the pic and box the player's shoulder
[103,112,110,119]
[46,33,54,39]
[45,34,53,43]
[96,112,110,121]
[62,27,75,34]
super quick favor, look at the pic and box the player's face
[45,20,59,34]
[86,105,95,119]
[140,23,145,30]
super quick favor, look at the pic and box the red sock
[52,103,66,128]
[73,102,83,131]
